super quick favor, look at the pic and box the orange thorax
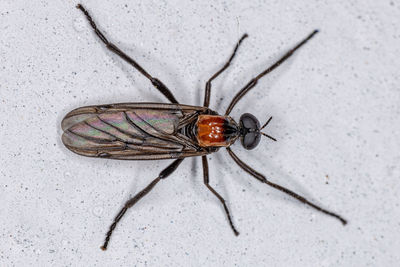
[196,115,233,147]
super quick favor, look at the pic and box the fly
[62,4,347,250]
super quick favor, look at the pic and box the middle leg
[202,156,239,235]
[203,34,248,107]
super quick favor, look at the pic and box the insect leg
[204,34,248,107]
[76,4,179,104]
[202,156,239,235]
[101,158,184,251]
[226,147,347,225]
[225,30,319,115]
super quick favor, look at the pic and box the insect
[62,4,347,250]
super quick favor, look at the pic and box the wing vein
[97,115,145,140]
[123,111,183,147]
[68,128,114,144]
[84,121,142,144]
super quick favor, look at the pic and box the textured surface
[1,0,400,266]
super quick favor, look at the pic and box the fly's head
[239,113,261,150]
[239,113,276,150]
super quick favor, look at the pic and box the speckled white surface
[1,0,400,266]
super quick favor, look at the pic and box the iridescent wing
[61,103,210,160]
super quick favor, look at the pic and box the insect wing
[61,103,208,160]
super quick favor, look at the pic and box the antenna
[260,116,277,141]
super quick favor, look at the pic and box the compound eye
[242,130,261,150]
[240,113,260,130]
[240,113,261,150]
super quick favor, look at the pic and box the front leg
[225,30,319,115]
[226,147,347,225]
